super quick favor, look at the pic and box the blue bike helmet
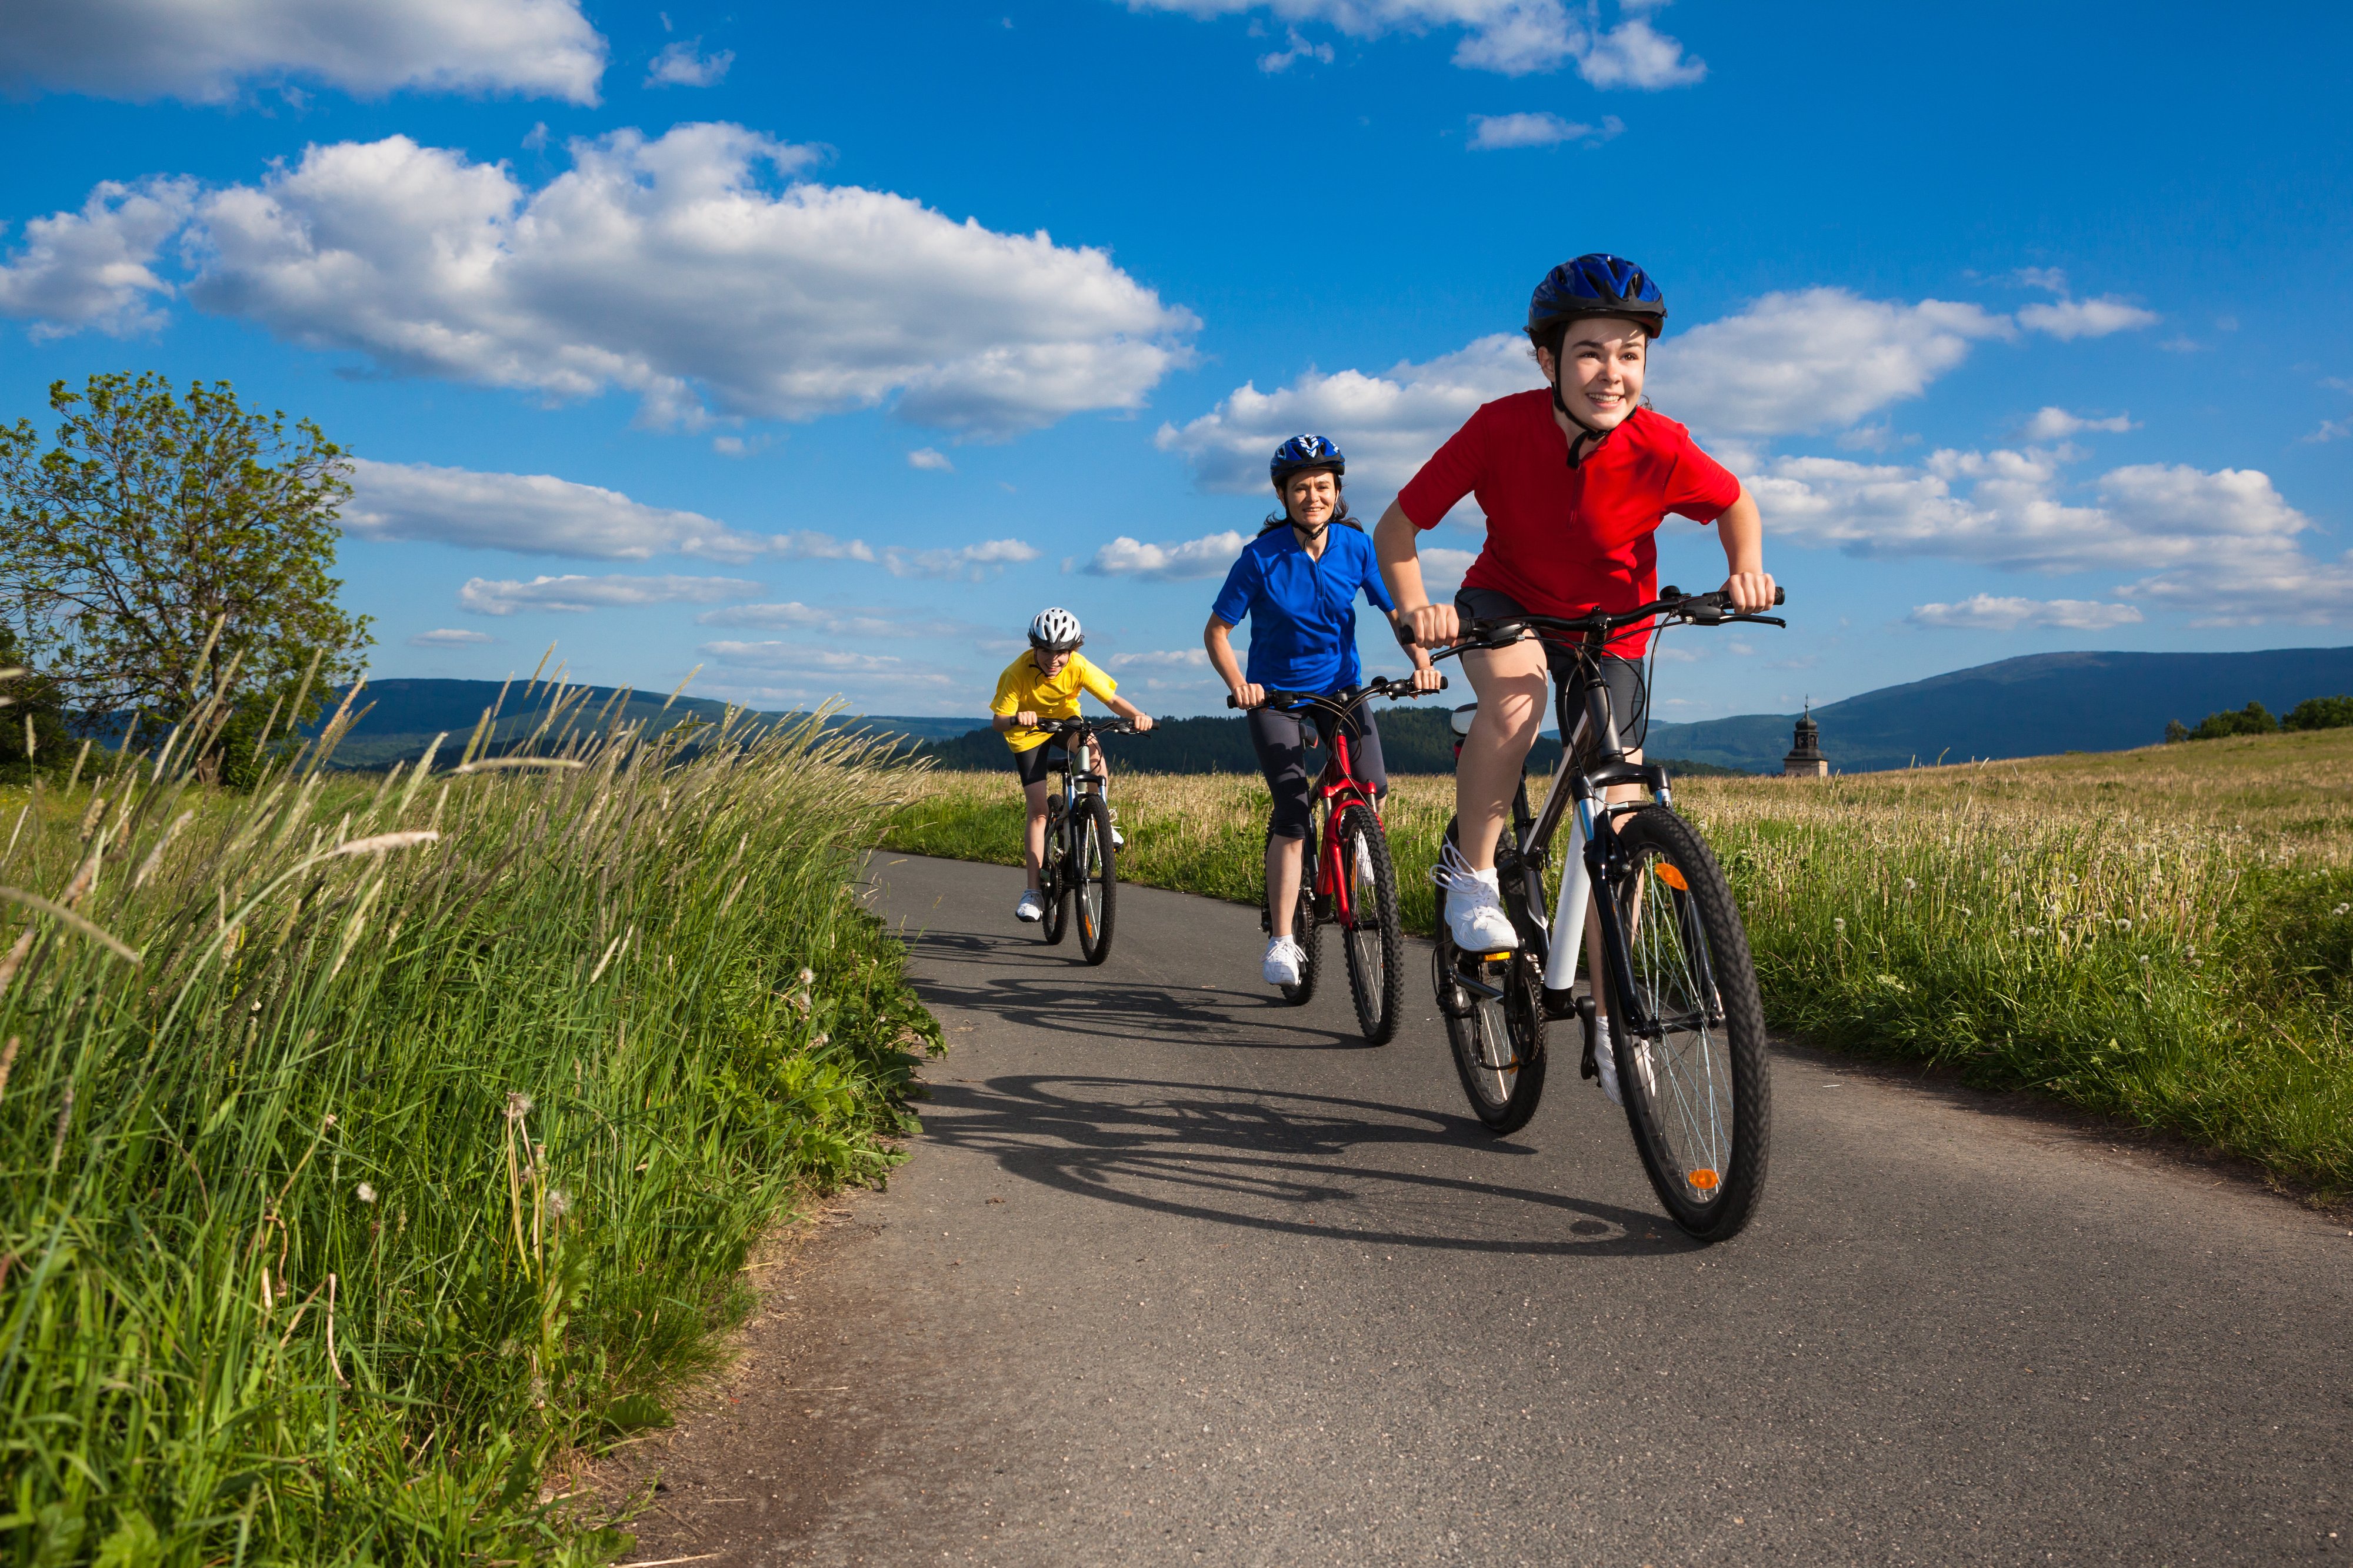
[1527,253,1668,351]
[1269,433,1346,489]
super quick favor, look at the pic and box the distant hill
[1644,646,2353,774]
[305,677,980,769]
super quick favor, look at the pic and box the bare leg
[1455,638,1549,870]
[1265,832,1307,938]
[1021,779,1052,892]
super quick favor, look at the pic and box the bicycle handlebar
[1014,716,1145,736]
[1224,674,1449,711]
[1402,585,1788,655]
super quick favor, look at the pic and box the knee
[1268,794,1312,840]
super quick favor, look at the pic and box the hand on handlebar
[1229,683,1267,710]
[1130,712,1156,732]
[1398,602,1458,649]
[1407,666,1446,695]
[1723,570,1778,616]
[1015,708,1040,728]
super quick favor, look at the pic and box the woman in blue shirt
[1205,435,1442,987]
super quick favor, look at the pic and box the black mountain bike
[1227,676,1443,1043]
[1024,716,1137,966]
[1419,586,1787,1243]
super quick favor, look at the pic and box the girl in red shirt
[1373,255,1777,1097]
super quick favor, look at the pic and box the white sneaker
[1111,824,1126,849]
[1262,935,1305,986]
[1444,869,1518,952]
[1014,889,1045,923]
[1594,1020,1656,1107]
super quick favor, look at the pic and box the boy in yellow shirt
[991,607,1155,922]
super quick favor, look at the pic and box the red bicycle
[1228,676,1442,1044]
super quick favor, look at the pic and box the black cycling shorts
[1249,698,1387,841]
[1452,584,1648,753]
[1011,733,1071,788]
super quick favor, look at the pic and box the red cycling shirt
[1397,391,1742,657]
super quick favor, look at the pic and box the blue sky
[3,0,2348,723]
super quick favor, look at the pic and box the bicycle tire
[1039,799,1071,946]
[1264,819,1321,1005]
[1434,816,1547,1133]
[1074,794,1118,966]
[1334,802,1404,1045]
[1602,805,1771,1242]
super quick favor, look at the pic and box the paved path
[631,853,2352,1566]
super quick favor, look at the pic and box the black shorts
[1452,584,1648,753]
[1011,733,1070,788]
[1248,698,1388,840]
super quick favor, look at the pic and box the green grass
[885,730,2353,1198]
[0,692,938,1565]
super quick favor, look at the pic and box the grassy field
[0,694,936,1564]
[885,729,2353,1197]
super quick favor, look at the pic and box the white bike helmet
[1028,607,1084,652]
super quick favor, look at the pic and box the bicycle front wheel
[1334,802,1403,1045]
[1074,795,1118,965]
[1604,805,1771,1242]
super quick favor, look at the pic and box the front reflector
[1688,1168,1720,1190]
[1654,862,1689,891]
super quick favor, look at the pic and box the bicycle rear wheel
[1602,805,1771,1242]
[1074,794,1117,966]
[1264,820,1321,1005]
[1335,802,1403,1045]
[1434,816,1546,1133]
[1039,800,1071,946]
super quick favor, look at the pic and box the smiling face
[1537,315,1648,431]
[1034,646,1074,676]
[1281,469,1339,529]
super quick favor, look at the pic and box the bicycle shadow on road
[892,923,1385,1053]
[915,1072,1692,1259]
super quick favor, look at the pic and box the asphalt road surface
[627,852,2352,1567]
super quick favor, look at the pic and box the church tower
[1782,702,1828,778]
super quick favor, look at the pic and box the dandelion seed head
[548,1189,574,1218]
[799,967,815,985]
[2115,918,2132,931]
[505,1090,534,1122]
[355,1182,376,1203]
[1903,878,1918,891]
[1833,918,1846,931]
[2138,954,2151,965]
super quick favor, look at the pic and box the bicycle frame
[1255,686,1401,932]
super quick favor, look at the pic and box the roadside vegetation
[0,682,937,1564]
[886,728,2353,1197]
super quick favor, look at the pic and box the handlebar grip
[1225,696,1240,709]
[1774,586,1787,606]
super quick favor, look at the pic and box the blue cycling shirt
[1209,523,1397,694]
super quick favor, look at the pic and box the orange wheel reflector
[1688,1168,1720,1190]
[1484,950,1513,961]
[1654,863,1689,891]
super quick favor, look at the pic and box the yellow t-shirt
[991,651,1119,753]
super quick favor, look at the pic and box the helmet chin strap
[1550,365,1621,470]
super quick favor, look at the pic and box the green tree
[0,624,71,782]
[0,373,372,780]
[2282,694,2353,732]
[2187,700,2278,740]
[2163,718,2191,744]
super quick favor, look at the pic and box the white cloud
[1655,288,2015,438]
[2016,296,2159,341]
[772,531,878,562]
[0,178,194,338]
[2018,406,2136,441]
[645,39,731,87]
[1125,0,1701,83]
[1257,28,1334,69]
[698,640,910,675]
[2307,418,2352,445]
[345,459,766,561]
[1754,448,2317,592]
[2012,266,2069,293]
[457,572,759,614]
[29,124,1191,436]
[906,447,955,472]
[881,539,1041,581]
[1467,111,1621,149]
[1415,546,1479,591]
[1907,595,2144,632]
[1159,336,1535,493]
[0,0,605,104]
[1084,530,1252,580]
[694,601,986,640]
[409,626,498,645]
[1109,648,1211,668]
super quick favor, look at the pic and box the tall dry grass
[0,678,937,1564]
[888,730,2353,1194]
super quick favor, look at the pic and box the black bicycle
[1023,715,1138,966]
[1226,676,1444,1043]
[1417,586,1787,1243]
